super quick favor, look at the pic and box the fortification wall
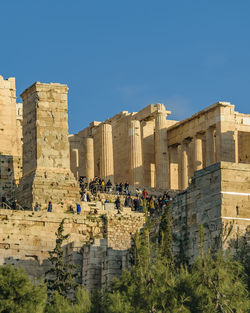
[0,76,23,200]
[172,162,250,262]
[0,208,145,288]
[0,76,20,156]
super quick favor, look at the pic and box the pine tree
[0,264,47,313]
[100,208,250,313]
[45,218,78,304]
[158,202,174,267]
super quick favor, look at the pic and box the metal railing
[1,200,24,211]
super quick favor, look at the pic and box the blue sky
[1,0,250,133]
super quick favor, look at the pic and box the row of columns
[80,120,218,190]
[169,126,218,190]
[80,110,169,188]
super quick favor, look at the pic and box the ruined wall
[0,156,22,200]
[82,211,145,290]
[0,76,22,200]
[0,208,145,288]
[172,162,250,262]
[0,76,19,156]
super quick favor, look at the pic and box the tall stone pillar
[129,119,143,186]
[0,76,18,156]
[206,126,215,166]
[83,137,94,181]
[194,133,203,171]
[169,145,179,190]
[17,82,80,210]
[0,76,22,199]
[155,104,170,189]
[181,141,189,190]
[71,148,79,180]
[100,123,114,182]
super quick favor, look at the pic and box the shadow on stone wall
[3,242,83,283]
[3,239,130,292]
[82,238,129,291]
[0,155,17,201]
[3,255,50,282]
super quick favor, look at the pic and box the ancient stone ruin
[0,74,249,290]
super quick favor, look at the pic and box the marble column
[194,133,203,171]
[155,104,169,189]
[83,137,94,182]
[100,123,114,182]
[169,145,179,190]
[206,127,215,166]
[181,141,189,190]
[72,148,79,179]
[129,119,143,186]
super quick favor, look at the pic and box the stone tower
[0,76,22,199]
[17,82,80,210]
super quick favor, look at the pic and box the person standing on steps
[12,199,18,210]
[34,202,40,211]
[77,203,81,214]
[106,179,112,193]
[115,196,121,214]
[48,201,52,212]
[142,189,148,200]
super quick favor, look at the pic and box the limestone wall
[0,208,145,288]
[0,155,22,200]
[0,76,22,200]
[82,211,145,290]
[0,76,19,156]
[172,162,250,262]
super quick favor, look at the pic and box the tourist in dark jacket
[106,179,112,193]
[48,201,52,212]
[134,197,139,211]
[115,197,121,214]
[12,199,18,210]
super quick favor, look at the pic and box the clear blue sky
[1,0,250,133]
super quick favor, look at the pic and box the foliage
[0,264,47,313]
[45,288,91,313]
[45,218,78,304]
[188,252,250,312]
[158,204,174,267]
[0,213,249,313]
[231,232,250,292]
[98,209,250,313]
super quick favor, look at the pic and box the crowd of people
[1,176,171,215]
[114,191,170,215]
[79,176,130,196]
[78,176,171,215]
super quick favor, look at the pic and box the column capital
[182,137,193,144]
[169,143,180,148]
[195,132,205,139]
